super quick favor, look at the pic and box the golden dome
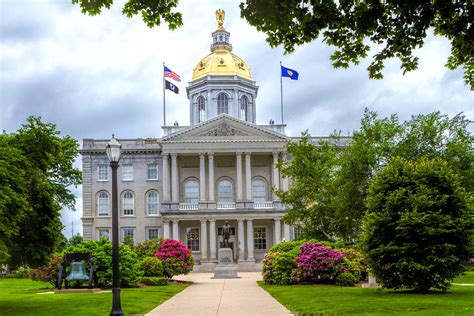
[192,49,252,81]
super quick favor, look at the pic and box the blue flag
[281,65,299,80]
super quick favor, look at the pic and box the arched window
[240,96,249,121]
[97,192,109,216]
[252,178,267,202]
[218,179,233,202]
[122,191,134,216]
[217,93,228,114]
[197,96,206,123]
[184,180,199,203]
[147,191,159,216]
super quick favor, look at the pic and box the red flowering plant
[293,243,346,284]
[155,239,194,278]
[29,253,62,287]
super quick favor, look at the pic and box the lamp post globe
[107,134,124,316]
[106,134,122,163]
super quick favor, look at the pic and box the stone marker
[362,272,379,288]
[212,247,239,279]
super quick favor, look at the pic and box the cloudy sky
[1,0,472,237]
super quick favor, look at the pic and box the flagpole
[163,62,166,127]
[280,61,284,124]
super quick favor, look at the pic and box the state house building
[81,13,318,270]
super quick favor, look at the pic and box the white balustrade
[254,201,273,209]
[179,203,198,210]
[217,202,236,210]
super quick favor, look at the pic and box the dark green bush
[64,238,141,287]
[134,238,163,260]
[362,157,473,292]
[335,272,359,286]
[141,276,168,286]
[139,257,164,277]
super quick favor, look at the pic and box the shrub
[362,157,473,292]
[8,267,31,279]
[139,257,164,277]
[263,251,298,285]
[293,243,346,284]
[335,272,359,287]
[155,239,194,278]
[264,242,301,285]
[64,238,141,287]
[141,276,169,286]
[29,254,62,286]
[134,238,163,260]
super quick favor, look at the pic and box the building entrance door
[218,227,237,261]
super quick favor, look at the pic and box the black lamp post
[106,134,124,316]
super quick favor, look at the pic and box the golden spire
[216,9,225,31]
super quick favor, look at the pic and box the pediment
[161,114,289,142]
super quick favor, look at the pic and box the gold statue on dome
[216,9,225,30]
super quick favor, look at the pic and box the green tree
[277,132,342,240]
[0,117,82,268]
[72,0,182,29]
[278,110,473,241]
[240,0,473,89]
[361,157,473,292]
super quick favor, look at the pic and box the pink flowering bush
[293,243,346,283]
[155,239,194,278]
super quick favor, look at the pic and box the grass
[0,278,189,315]
[259,272,474,315]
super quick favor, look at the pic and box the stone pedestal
[212,248,239,279]
[362,272,379,288]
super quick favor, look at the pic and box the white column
[162,154,170,201]
[274,218,281,245]
[208,153,215,201]
[245,152,252,200]
[209,219,217,261]
[246,219,254,261]
[171,153,179,203]
[236,152,243,201]
[172,220,179,241]
[237,219,245,261]
[284,223,291,241]
[272,151,280,200]
[200,220,208,261]
[199,153,206,201]
[282,153,289,191]
[163,221,170,239]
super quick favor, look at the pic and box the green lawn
[259,272,474,315]
[0,278,188,316]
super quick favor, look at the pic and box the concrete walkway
[146,272,291,316]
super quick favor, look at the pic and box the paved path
[146,272,291,316]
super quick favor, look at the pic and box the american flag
[164,65,181,82]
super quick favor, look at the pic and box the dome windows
[198,96,206,123]
[217,93,229,115]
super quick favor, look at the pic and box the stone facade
[80,14,317,271]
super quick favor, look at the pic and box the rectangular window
[147,228,160,240]
[147,164,158,180]
[122,164,133,181]
[186,227,200,252]
[98,165,108,181]
[293,226,304,240]
[254,227,267,250]
[98,228,110,240]
[121,228,135,244]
